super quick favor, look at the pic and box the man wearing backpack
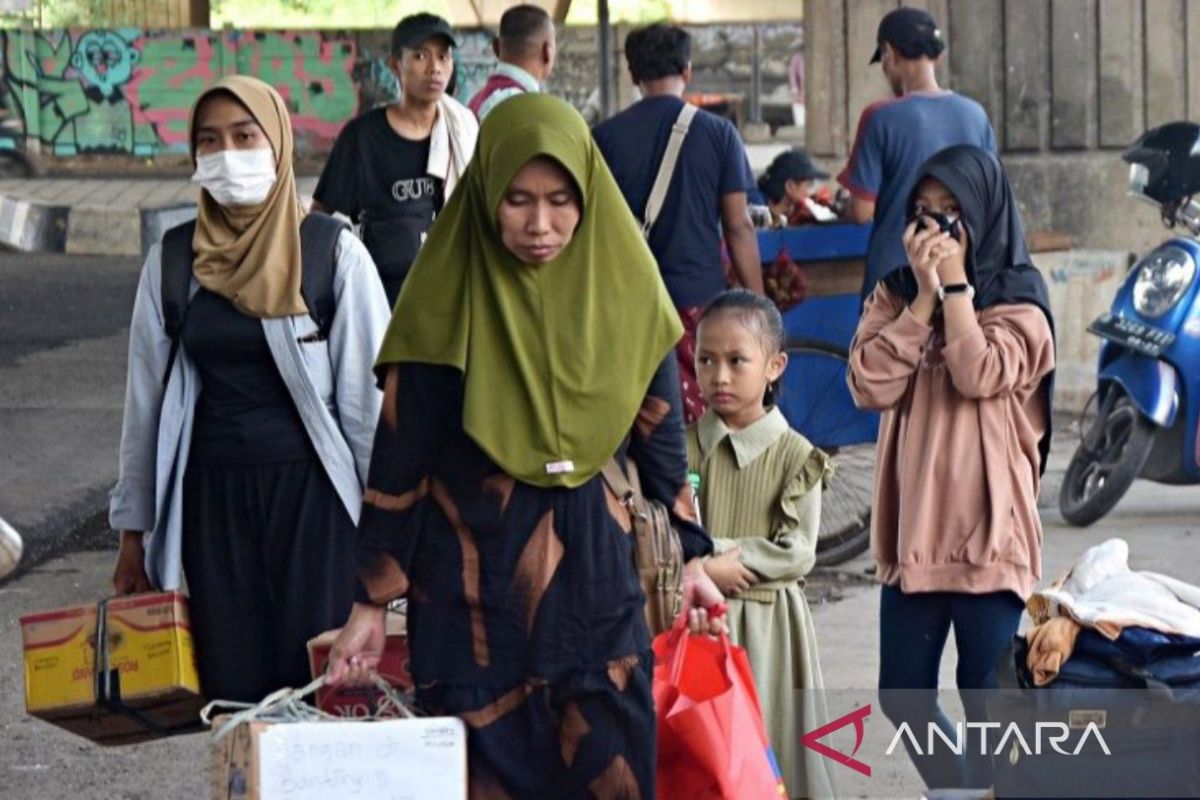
[593,23,763,424]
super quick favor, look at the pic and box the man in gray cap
[839,6,996,297]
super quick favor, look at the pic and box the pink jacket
[847,284,1055,598]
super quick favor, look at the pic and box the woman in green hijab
[327,94,722,795]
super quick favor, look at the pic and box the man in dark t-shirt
[593,24,762,423]
[314,13,470,305]
[316,113,443,305]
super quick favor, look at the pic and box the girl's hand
[902,218,948,299]
[701,547,758,597]
[934,226,970,286]
[326,603,387,687]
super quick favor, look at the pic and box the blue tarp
[758,223,871,263]
[761,224,879,448]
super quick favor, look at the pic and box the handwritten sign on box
[255,717,467,799]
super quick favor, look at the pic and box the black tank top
[182,289,312,465]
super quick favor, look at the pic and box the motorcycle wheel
[1058,393,1155,526]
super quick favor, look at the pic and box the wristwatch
[937,283,975,302]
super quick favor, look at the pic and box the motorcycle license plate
[1088,312,1176,357]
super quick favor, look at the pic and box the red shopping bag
[653,617,786,799]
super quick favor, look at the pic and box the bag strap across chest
[158,212,347,385]
[641,102,698,240]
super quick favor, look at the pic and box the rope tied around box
[200,673,415,742]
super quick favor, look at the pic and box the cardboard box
[210,715,468,800]
[306,611,411,718]
[20,591,205,745]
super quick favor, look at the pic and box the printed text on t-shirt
[393,177,438,203]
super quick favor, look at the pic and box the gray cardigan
[109,230,391,590]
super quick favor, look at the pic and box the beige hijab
[189,76,306,318]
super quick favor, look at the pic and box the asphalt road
[0,250,139,368]
[0,250,139,571]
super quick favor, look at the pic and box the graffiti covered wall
[1,28,364,155]
[0,24,799,159]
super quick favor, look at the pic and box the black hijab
[882,144,1056,474]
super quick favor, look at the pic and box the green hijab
[376,93,682,489]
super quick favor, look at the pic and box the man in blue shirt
[594,23,762,423]
[839,7,996,297]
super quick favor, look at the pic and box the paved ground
[0,176,322,212]
[3,473,1196,799]
[1,251,1197,798]
[0,251,139,570]
[0,178,198,211]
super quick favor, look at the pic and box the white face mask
[191,147,277,207]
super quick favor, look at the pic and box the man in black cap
[314,12,478,304]
[839,6,995,298]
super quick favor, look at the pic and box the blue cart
[757,224,878,566]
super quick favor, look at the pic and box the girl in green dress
[687,289,837,800]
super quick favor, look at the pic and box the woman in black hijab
[848,145,1055,792]
[882,145,1053,347]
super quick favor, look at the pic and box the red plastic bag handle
[665,602,732,685]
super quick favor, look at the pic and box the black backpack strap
[157,214,345,385]
[298,212,349,339]
[159,220,197,386]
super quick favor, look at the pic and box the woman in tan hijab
[109,77,391,703]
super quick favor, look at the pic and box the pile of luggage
[989,539,1200,798]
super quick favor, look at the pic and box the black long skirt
[181,455,356,703]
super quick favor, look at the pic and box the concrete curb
[0,190,158,257]
[0,185,317,257]
[0,192,69,252]
[140,203,199,258]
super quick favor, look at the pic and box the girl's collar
[697,406,789,469]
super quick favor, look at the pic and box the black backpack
[158,212,348,385]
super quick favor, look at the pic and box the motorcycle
[1059,121,1200,526]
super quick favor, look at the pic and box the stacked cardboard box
[20,591,205,745]
[306,611,411,717]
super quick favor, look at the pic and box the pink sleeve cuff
[880,307,934,364]
[892,306,934,338]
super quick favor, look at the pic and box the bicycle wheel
[777,339,876,567]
